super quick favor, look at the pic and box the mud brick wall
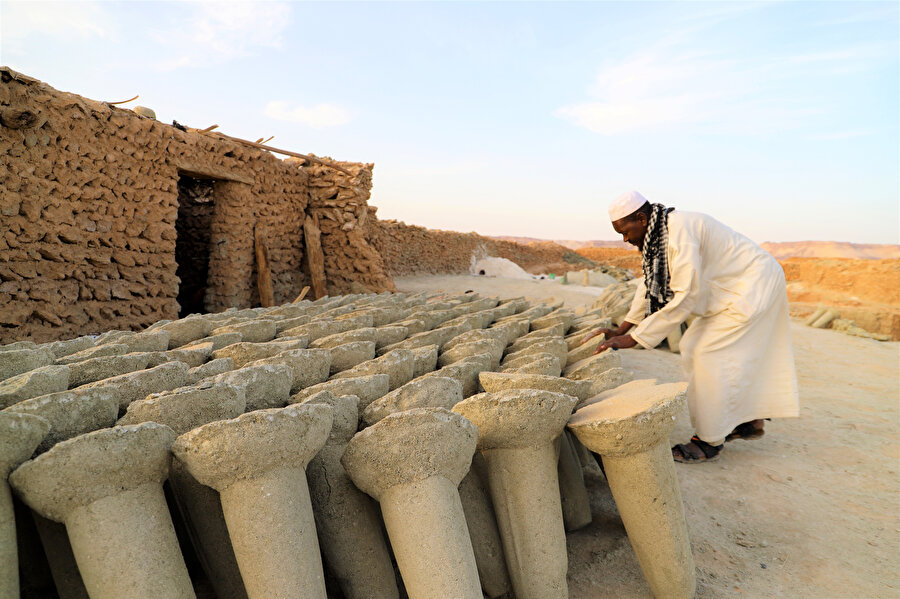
[370,219,586,276]
[0,68,314,343]
[305,158,395,295]
[370,220,482,275]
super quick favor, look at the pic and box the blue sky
[2,1,898,244]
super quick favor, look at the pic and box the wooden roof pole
[223,135,353,176]
[185,126,354,176]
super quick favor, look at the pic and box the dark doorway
[175,175,215,317]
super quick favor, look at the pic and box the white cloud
[555,25,891,136]
[264,100,353,128]
[555,96,697,136]
[555,48,772,135]
[673,2,775,27]
[1,1,115,53]
[151,1,290,71]
[809,130,872,141]
[788,42,895,65]
[785,42,898,76]
[812,6,899,27]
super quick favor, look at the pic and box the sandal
[672,436,724,463]
[726,420,766,442]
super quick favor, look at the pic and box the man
[584,191,799,462]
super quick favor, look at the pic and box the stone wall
[0,68,323,343]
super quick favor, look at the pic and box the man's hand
[581,328,617,345]
[594,334,638,353]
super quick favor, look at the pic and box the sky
[1,0,898,244]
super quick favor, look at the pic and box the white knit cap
[608,190,649,221]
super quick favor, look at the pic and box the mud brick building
[0,68,393,343]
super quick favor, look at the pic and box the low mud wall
[370,219,592,277]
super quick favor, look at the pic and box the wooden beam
[254,224,275,308]
[303,215,328,300]
[292,286,310,303]
[173,159,254,185]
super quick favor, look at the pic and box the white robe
[624,211,800,443]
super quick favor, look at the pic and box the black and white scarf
[641,203,676,316]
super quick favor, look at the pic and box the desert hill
[492,236,630,250]
[493,236,899,259]
[759,241,899,260]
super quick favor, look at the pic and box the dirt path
[396,275,900,598]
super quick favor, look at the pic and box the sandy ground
[396,275,900,598]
